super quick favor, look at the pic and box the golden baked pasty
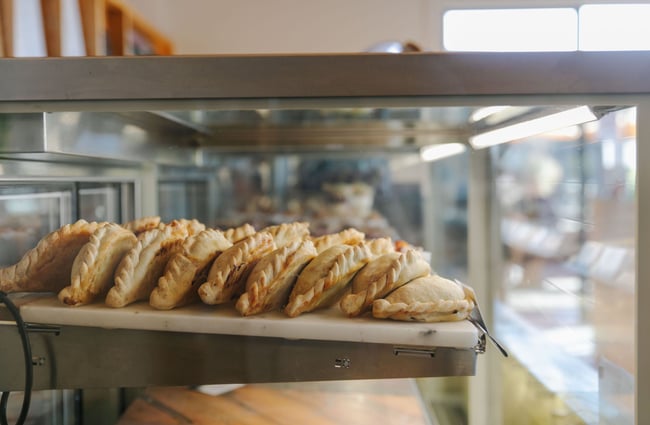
[339,249,431,317]
[284,237,394,317]
[58,223,137,306]
[311,228,365,253]
[198,232,276,305]
[363,237,394,257]
[372,275,475,322]
[236,239,318,316]
[149,229,232,310]
[164,218,205,236]
[222,223,256,243]
[106,225,188,308]
[122,216,161,235]
[0,220,100,293]
[260,222,309,248]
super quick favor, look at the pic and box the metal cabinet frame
[0,52,649,424]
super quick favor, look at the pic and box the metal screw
[32,356,46,366]
[334,358,351,368]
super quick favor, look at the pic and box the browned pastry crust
[339,249,431,317]
[284,238,394,317]
[372,275,475,322]
[58,223,138,306]
[106,225,188,308]
[164,218,205,236]
[198,232,276,305]
[0,220,100,293]
[310,228,365,254]
[364,237,395,257]
[149,229,232,310]
[122,216,161,235]
[260,222,310,248]
[236,239,317,316]
[222,223,256,244]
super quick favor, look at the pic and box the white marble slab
[19,296,479,348]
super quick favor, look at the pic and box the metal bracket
[474,333,487,354]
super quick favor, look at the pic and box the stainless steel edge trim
[1,52,650,103]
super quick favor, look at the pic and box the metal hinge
[26,323,61,335]
[393,346,436,358]
[474,333,487,354]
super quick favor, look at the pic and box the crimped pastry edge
[199,232,275,305]
[284,242,377,318]
[340,250,430,317]
[236,239,317,315]
[311,228,365,253]
[0,219,99,293]
[222,223,256,243]
[149,229,233,310]
[261,221,310,248]
[59,223,136,306]
[371,298,474,322]
[107,226,185,307]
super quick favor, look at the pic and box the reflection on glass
[0,188,71,267]
[494,108,636,424]
[207,155,424,246]
[159,180,209,225]
[79,186,120,223]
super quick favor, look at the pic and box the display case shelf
[0,295,480,391]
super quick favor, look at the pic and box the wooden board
[118,382,429,425]
[19,295,478,348]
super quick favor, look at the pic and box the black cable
[0,291,33,425]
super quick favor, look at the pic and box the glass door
[492,107,636,424]
[0,179,137,425]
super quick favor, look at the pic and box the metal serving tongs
[455,280,508,358]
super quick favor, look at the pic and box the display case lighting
[420,142,467,161]
[469,106,598,149]
[470,105,511,123]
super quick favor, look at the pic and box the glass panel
[0,184,77,424]
[443,8,578,52]
[494,107,636,424]
[166,106,472,153]
[0,185,72,267]
[11,390,76,425]
[426,151,469,280]
[209,153,424,245]
[78,184,123,223]
[0,102,638,424]
[158,180,209,225]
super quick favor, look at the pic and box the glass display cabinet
[0,52,647,425]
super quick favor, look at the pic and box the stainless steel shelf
[0,321,478,391]
[0,111,202,166]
